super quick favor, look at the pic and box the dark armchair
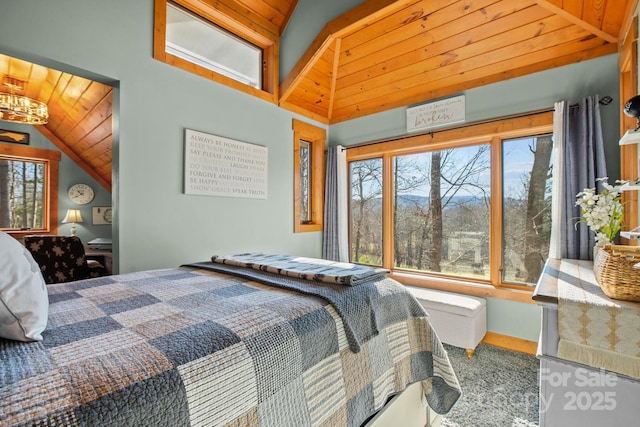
[24,235,106,284]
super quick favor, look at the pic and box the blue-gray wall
[281,0,365,81]
[0,1,622,342]
[0,122,112,243]
[1,0,327,275]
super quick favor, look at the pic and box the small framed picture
[0,129,29,145]
[92,206,112,225]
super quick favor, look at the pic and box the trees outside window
[0,145,60,236]
[392,145,491,279]
[502,135,553,285]
[350,158,383,265]
[0,158,45,229]
[347,113,553,288]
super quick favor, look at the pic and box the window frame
[0,144,61,238]
[346,112,553,302]
[153,0,279,103]
[293,119,325,233]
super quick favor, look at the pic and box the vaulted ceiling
[280,0,635,123]
[0,0,635,190]
[0,54,113,191]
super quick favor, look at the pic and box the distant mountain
[352,194,489,209]
[395,194,486,208]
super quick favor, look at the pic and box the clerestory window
[154,0,278,102]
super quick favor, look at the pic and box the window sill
[389,271,535,304]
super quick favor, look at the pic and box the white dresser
[533,259,640,426]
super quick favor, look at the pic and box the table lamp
[62,209,83,237]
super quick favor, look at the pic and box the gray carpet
[441,343,539,427]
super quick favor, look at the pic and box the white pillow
[0,231,48,341]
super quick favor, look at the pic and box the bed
[0,243,460,426]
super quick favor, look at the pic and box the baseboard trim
[482,332,537,355]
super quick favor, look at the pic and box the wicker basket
[593,244,640,302]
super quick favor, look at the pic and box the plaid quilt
[1,266,460,426]
[187,261,426,353]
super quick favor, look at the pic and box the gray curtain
[561,96,608,260]
[322,146,348,261]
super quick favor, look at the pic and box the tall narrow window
[502,134,553,285]
[299,140,311,223]
[293,120,325,232]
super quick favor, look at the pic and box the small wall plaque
[406,95,465,133]
[92,207,112,225]
[0,129,29,145]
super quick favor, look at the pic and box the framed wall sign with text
[406,95,466,133]
[184,129,268,199]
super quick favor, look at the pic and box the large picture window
[347,113,553,296]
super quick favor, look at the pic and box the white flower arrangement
[575,177,625,245]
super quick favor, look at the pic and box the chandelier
[0,76,48,125]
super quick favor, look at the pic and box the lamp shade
[62,209,83,224]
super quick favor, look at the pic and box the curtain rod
[342,95,613,151]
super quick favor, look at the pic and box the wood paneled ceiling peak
[280,0,636,124]
[0,54,113,192]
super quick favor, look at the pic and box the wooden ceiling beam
[279,0,417,103]
[279,0,298,35]
[619,0,640,48]
[327,38,341,121]
[279,99,330,124]
[534,0,618,43]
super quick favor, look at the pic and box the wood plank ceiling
[280,0,635,124]
[0,0,634,189]
[0,54,113,191]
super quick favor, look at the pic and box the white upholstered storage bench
[408,287,487,358]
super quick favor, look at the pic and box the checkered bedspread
[1,266,460,426]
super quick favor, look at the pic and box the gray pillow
[0,231,48,341]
